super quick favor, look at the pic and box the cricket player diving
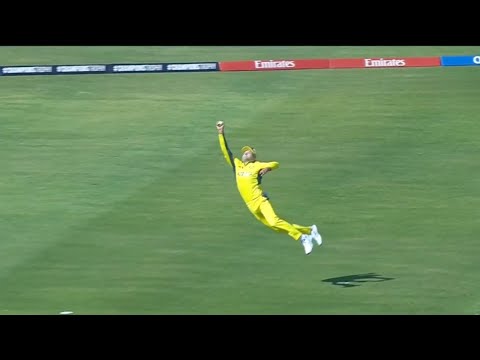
[216,120,323,255]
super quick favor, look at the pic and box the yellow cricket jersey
[218,134,279,205]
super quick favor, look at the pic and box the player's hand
[216,121,225,134]
[259,168,271,176]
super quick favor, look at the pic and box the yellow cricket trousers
[247,197,311,241]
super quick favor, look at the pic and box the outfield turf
[0,46,479,314]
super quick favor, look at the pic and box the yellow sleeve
[258,161,279,170]
[218,134,235,168]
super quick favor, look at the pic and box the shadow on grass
[322,272,394,288]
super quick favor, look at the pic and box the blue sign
[441,55,480,66]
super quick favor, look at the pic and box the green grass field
[1,46,479,314]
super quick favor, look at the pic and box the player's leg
[292,224,312,234]
[250,207,281,232]
[258,201,300,239]
[292,223,322,245]
[258,199,315,254]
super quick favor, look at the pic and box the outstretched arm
[216,121,235,168]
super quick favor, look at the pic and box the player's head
[241,145,256,163]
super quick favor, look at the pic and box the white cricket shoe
[300,234,314,255]
[310,225,322,246]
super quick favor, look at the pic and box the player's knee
[266,216,280,228]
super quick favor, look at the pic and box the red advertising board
[330,57,441,69]
[220,59,330,71]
